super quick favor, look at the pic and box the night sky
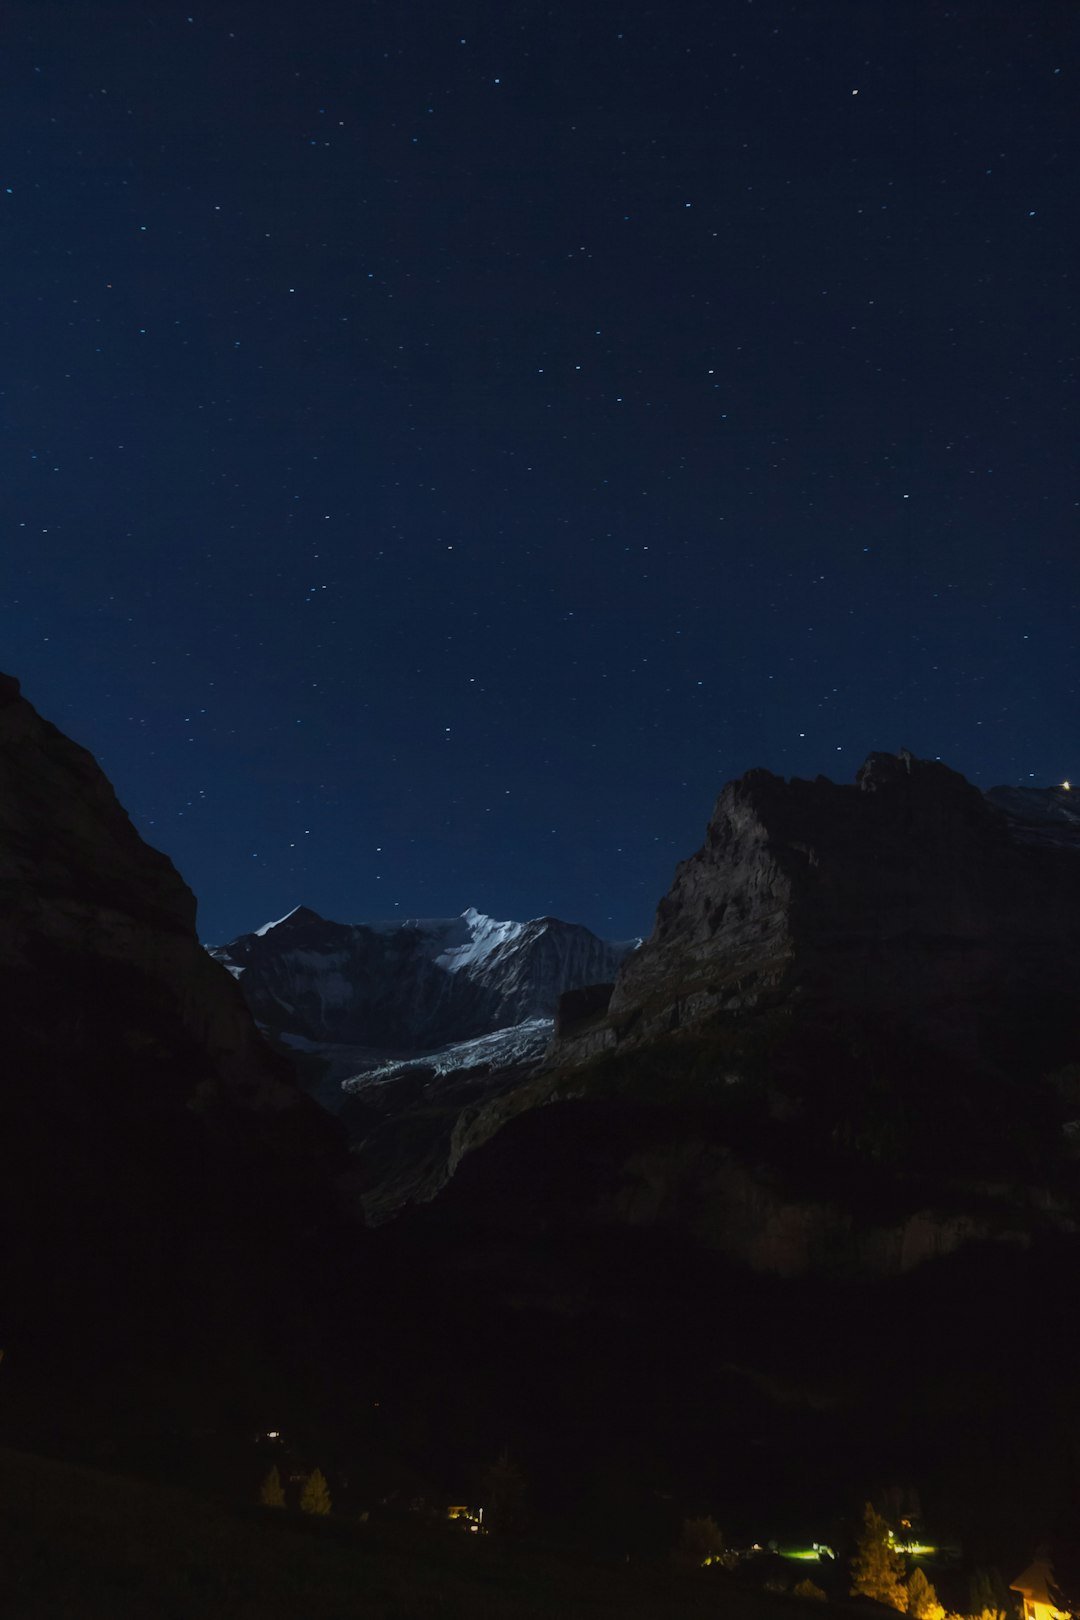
[3,2,1076,945]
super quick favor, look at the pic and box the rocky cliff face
[606,750,1080,1054]
[443,752,1080,1276]
[0,672,322,1119]
[305,751,1080,1244]
[551,752,1080,1119]
[0,674,345,1434]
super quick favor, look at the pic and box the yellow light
[1063,781,1071,791]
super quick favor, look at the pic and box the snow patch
[344,1017,553,1091]
[362,907,526,970]
[255,904,305,937]
[435,909,526,973]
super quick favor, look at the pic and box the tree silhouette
[850,1502,907,1611]
[480,1450,527,1539]
[907,1567,944,1620]
[968,1567,1012,1620]
[259,1465,285,1508]
[794,1578,829,1601]
[300,1467,332,1516]
[675,1516,726,1568]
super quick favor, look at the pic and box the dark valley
[3,674,1079,1615]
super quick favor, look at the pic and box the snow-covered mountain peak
[253,903,325,937]
[435,909,526,973]
[362,908,526,967]
[213,903,638,1056]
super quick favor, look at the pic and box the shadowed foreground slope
[0,672,352,1445]
[0,1446,809,1620]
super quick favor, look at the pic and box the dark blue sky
[3,1,1077,944]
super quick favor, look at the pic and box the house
[447,1504,483,1532]
[1011,1553,1069,1620]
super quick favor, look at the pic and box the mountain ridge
[210,902,638,1057]
[413,748,1080,1276]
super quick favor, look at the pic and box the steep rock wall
[0,672,313,1115]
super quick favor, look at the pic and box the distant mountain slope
[985,780,1080,850]
[344,1017,555,1088]
[211,903,636,1051]
[211,904,637,1220]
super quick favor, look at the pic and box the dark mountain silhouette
[3,683,1078,1555]
[0,673,352,1452]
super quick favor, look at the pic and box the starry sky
[3,1,1077,945]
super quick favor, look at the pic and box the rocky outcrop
[445,752,1080,1277]
[337,1051,562,1225]
[322,752,1080,1244]
[603,1138,1071,1276]
[571,751,1080,1099]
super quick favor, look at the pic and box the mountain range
[4,670,1080,1553]
[207,903,638,1218]
[455,748,1080,1276]
[209,752,1080,1242]
[0,672,349,1451]
[209,902,636,1059]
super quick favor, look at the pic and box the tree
[259,1465,285,1508]
[675,1516,727,1568]
[850,1502,908,1611]
[907,1567,945,1620]
[480,1450,527,1540]
[300,1467,332,1516]
[967,1567,1012,1620]
[795,1579,829,1601]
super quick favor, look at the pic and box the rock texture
[212,904,635,1054]
[440,751,1080,1277]
[434,1097,1072,1279]
[567,751,1080,1102]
